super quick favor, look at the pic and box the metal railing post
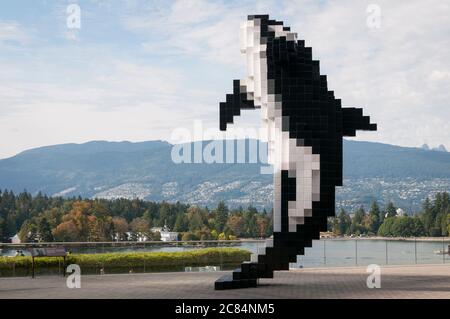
[414,237,417,264]
[323,240,326,266]
[385,240,388,265]
[443,238,445,264]
[355,239,358,266]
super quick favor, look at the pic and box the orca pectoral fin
[219,79,256,131]
[342,107,377,136]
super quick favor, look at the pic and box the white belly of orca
[240,19,321,233]
[239,19,322,261]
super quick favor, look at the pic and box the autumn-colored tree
[130,217,150,234]
[87,215,113,241]
[226,214,245,237]
[112,217,129,241]
[210,229,218,240]
[218,232,227,240]
[61,201,92,241]
[195,226,212,240]
[181,232,198,241]
[256,217,268,238]
[50,201,95,241]
[53,220,79,242]
[129,217,160,240]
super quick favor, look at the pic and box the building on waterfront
[396,208,406,216]
[10,234,21,244]
[152,222,179,242]
[384,207,407,218]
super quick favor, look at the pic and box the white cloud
[0,21,29,45]
[0,0,449,158]
[0,44,214,158]
[279,0,450,149]
[121,0,245,66]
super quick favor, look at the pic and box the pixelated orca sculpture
[215,15,377,290]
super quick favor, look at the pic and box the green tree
[18,220,37,242]
[434,192,449,235]
[353,206,366,224]
[173,213,188,232]
[420,197,433,235]
[37,217,53,242]
[214,201,229,233]
[391,216,414,237]
[218,232,227,240]
[188,211,203,232]
[377,217,395,237]
[385,202,397,218]
[142,210,153,229]
[335,208,351,236]
[157,203,171,227]
[181,232,198,241]
[367,201,382,234]
[379,215,425,238]
[210,229,218,240]
[350,206,367,235]
[411,216,426,237]
[243,209,258,237]
[447,214,450,235]
[0,217,4,241]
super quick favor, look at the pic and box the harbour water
[2,238,449,268]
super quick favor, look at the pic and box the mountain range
[0,139,449,213]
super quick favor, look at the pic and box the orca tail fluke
[215,262,274,290]
[214,245,298,290]
[214,217,325,290]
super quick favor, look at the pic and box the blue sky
[0,0,449,158]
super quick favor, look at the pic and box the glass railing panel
[416,239,446,264]
[355,239,387,266]
[294,240,326,268]
[385,239,415,265]
[322,239,357,267]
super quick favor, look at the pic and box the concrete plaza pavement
[0,264,449,299]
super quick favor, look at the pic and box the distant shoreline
[239,237,450,243]
[1,237,449,247]
[321,236,450,242]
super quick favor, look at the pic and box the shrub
[0,248,251,277]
